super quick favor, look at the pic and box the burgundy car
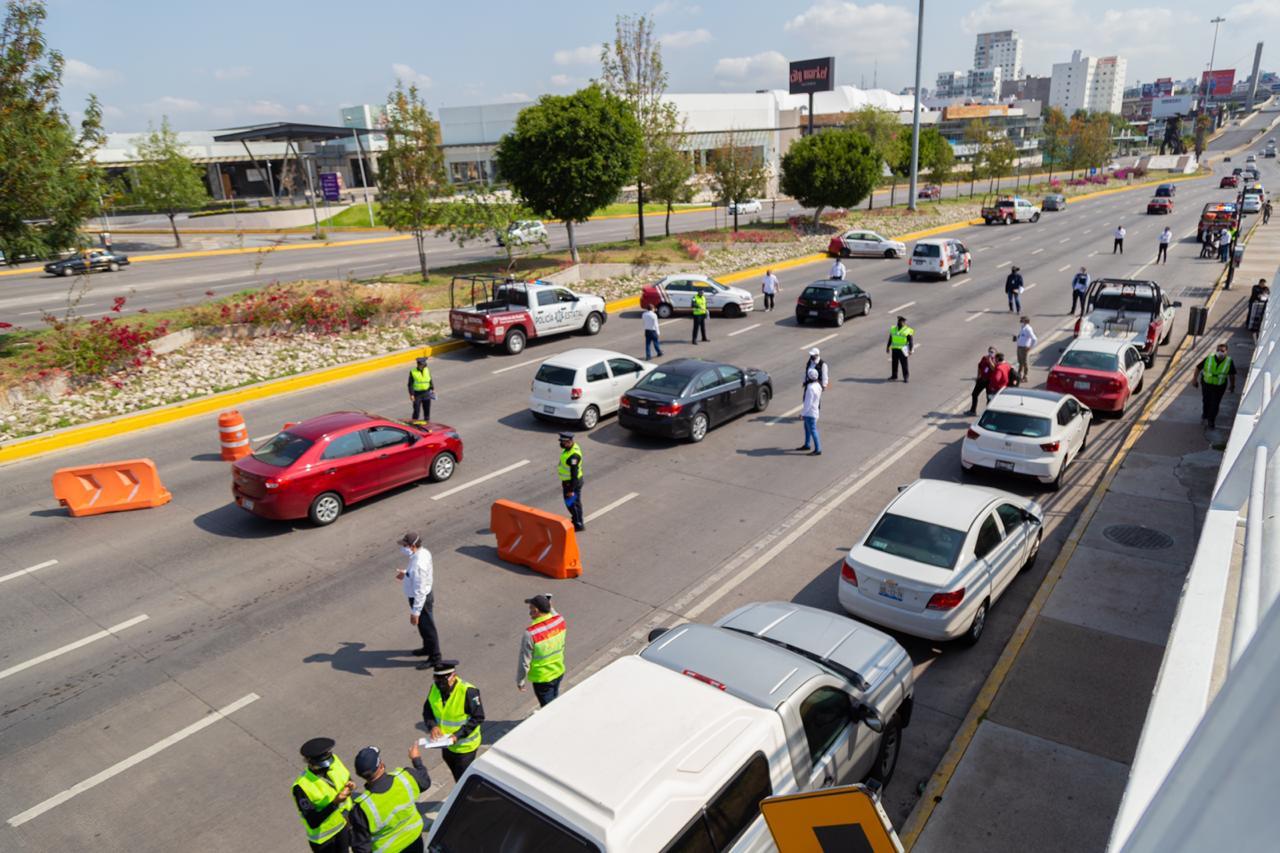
[232,412,462,526]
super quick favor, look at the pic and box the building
[930,101,1044,164]
[934,68,1004,102]
[935,71,967,100]
[1050,50,1127,114]
[974,30,1024,82]
[999,75,1051,106]
[967,66,1003,101]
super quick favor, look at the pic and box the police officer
[558,432,585,532]
[691,288,709,344]
[423,660,485,782]
[887,316,914,383]
[348,744,430,853]
[407,357,434,422]
[517,594,567,707]
[1192,342,1237,429]
[293,737,355,853]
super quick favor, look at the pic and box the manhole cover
[1103,524,1174,550]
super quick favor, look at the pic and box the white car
[642,274,755,318]
[1246,154,1257,163]
[497,220,548,247]
[828,229,907,259]
[837,479,1043,645]
[961,389,1092,490]
[530,348,654,429]
[727,198,762,215]
[908,238,971,281]
[1242,194,1262,214]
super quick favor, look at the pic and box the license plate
[995,460,1016,471]
[463,332,473,340]
[543,405,556,414]
[878,580,903,601]
[242,498,254,510]
[636,407,649,416]
[809,310,820,316]
[1075,381,1091,390]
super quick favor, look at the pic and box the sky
[42,0,1280,132]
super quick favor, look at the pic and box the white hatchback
[530,348,654,429]
[961,389,1092,490]
[837,479,1043,645]
[728,198,763,215]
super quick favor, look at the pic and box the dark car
[1221,175,1240,188]
[1147,197,1174,214]
[43,250,130,277]
[1042,193,1067,211]
[231,412,463,526]
[1154,184,1176,198]
[618,358,772,442]
[795,279,871,326]
[917,184,941,200]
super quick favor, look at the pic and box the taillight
[571,388,583,400]
[1040,441,1061,452]
[682,669,726,690]
[619,396,632,409]
[841,562,858,585]
[939,259,946,268]
[264,478,281,490]
[1073,318,1082,337]
[656,402,682,416]
[828,300,840,309]
[966,428,980,440]
[926,588,965,610]
[1107,378,1122,390]
[1146,322,1159,347]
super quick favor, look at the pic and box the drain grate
[1103,524,1174,550]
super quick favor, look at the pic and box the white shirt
[805,357,830,388]
[641,309,659,332]
[1016,324,1038,348]
[1115,227,1126,240]
[829,260,846,280]
[403,547,434,615]
[1159,229,1172,245]
[762,273,779,294]
[802,380,822,418]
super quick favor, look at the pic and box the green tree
[708,129,769,231]
[1040,106,1068,179]
[985,137,1017,192]
[645,138,694,236]
[919,128,955,192]
[1193,113,1212,159]
[963,119,994,197]
[433,188,543,271]
[0,0,105,261]
[379,81,448,279]
[779,129,880,226]
[127,118,209,247]
[496,84,640,262]
[844,106,902,208]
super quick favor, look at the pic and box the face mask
[400,546,413,556]
[434,678,451,691]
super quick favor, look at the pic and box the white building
[968,67,1003,101]
[1050,50,1127,114]
[974,30,1024,82]
[935,71,968,99]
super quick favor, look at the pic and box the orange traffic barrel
[218,410,251,461]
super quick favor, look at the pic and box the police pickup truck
[448,274,608,356]
[1074,278,1182,367]
[980,195,1041,225]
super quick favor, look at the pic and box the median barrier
[51,458,172,517]
[490,499,583,579]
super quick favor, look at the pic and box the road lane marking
[996,261,1011,268]
[1058,238,1070,244]
[885,302,915,315]
[801,333,839,349]
[1025,282,1038,290]
[0,615,149,682]
[965,309,989,323]
[1082,229,1093,235]
[0,559,58,586]
[1031,248,1044,255]
[1008,235,1023,242]
[767,403,804,425]
[491,357,542,375]
[1058,264,1072,272]
[584,492,639,523]
[7,692,260,828]
[251,433,276,443]
[431,459,531,501]
[728,323,761,337]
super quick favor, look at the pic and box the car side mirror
[859,703,884,733]
[1058,347,1066,353]
[1173,301,1183,308]
[740,376,747,387]
[647,627,670,643]
[1025,511,1041,525]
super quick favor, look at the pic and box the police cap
[300,737,336,762]
[558,432,574,442]
[354,746,381,778]
[433,659,459,676]
[525,594,553,613]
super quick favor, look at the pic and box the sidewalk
[903,214,1280,852]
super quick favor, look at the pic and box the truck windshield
[428,776,598,853]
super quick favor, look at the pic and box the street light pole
[907,0,925,212]
[1204,16,1226,100]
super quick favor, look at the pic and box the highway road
[2,141,1272,850]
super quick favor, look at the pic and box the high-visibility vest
[294,757,354,845]
[558,443,583,482]
[692,292,708,316]
[428,680,482,754]
[1202,355,1232,386]
[409,367,432,392]
[889,325,914,350]
[353,769,423,853]
[526,612,567,683]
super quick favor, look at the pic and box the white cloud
[713,51,788,88]
[784,2,915,59]
[550,74,573,87]
[245,100,290,118]
[1228,0,1280,20]
[63,58,120,87]
[494,92,533,103]
[101,104,125,120]
[552,45,599,66]
[150,95,200,113]
[214,65,251,80]
[659,28,712,48]
[651,1,701,15]
[391,62,432,88]
[294,104,316,116]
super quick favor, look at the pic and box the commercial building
[974,30,1024,83]
[930,101,1044,164]
[934,67,1003,102]
[1050,50,1127,114]
[935,71,968,100]
[999,75,1051,106]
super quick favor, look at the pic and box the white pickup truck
[448,275,607,355]
[1074,278,1182,367]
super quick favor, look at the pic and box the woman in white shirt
[796,368,823,456]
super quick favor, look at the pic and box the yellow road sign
[759,784,903,853]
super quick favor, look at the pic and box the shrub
[189,282,421,333]
[39,297,169,379]
[678,238,705,261]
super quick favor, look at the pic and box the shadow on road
[193,503,297,538]
[303,641,423,677]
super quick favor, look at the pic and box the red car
[1220,175,1240,188]
[1147,197,1173,214]
[1046,339,1146,414]
[231,412,462,525]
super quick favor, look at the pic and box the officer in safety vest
[293,737,356,853]
[558,432,585,532]
[691,289,710,344]
[517,594,567,706]
[886,315,914,383]
[1192,341,1237,429]
[406,356,434,422]
[348,743,430,853]
[423,660,485,782]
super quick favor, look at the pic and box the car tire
[861,299,871,316]
[689,412,709,443]
[504,328,526,356]
[883,249,896,259]
[834,309,844,327]
[656,303,673,319]
[754,386,771,413]
[108,261,120,272]
[1022,531,1043,571]
[1135,375,1145,394]
[308,492,344,526]
[580,405,600,430]
[429,451,457,482]
[724,302,743,318]
[942,267,952,282]
[866,714,902,786]
[582,312,603,335]
[59,266,72,277]
[1050,459,1066,492]
[908,272,919,281]
[1031,212,1041,223]
[961,600,989,646]
[1080,423,1090,451]
[795,310,806,325]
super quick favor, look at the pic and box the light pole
[907,0,925,211]
[344,115,377,227]
[1204,16,1226,102]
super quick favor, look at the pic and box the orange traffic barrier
[491,499,583,579]
[218,410,250,461]
[52,458,172,517]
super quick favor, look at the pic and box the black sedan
[796,279,871,326]
[44,250,130,276]
[618,358,772,442]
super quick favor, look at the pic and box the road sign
[759,784,903,853]
[319,172,343,202]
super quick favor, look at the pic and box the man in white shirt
[761,269,779,311]
[1157,226,1172,264]
[829,258,846,280]
[397,532,441,669]
[1113,224,1126,254]
[1014,316,1038,383]
[641,306,663,359]
[1071,267,1090,316]
[796,368,823,456]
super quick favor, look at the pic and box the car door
[951,241,970,271]
[850,232,872,256]
[531,289,559,333]
[987,506,1029,602]
[606,357,646,413]
[689,369,724,423]
[716,365,752,416]
[552,289,585,331]
[798,685,859,789]
[1056,400,1080,456]
[1124,347,1145,392]
[663,279,694,311]
[365,424,423,488]
[966,512,1004,604]
[315,428,376,502]
[582,360,611,411]
[696,281,726,311]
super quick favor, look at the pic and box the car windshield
[864,513,966,570]
[1060,350,1119,371]
[977,410,1052,438]
[430,776,597,853]
[251,432,312,467]
[913,244,940,258]
[634,369,692,396]
[801,286,836,300]
[534,364,576,386]
[1093,292,1155,312]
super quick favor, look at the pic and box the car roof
[652,357,727,376]
[287,411,384,439]
[985,388,1069,417]
[804,279,844,288]
[886,478,1010,529]
[914,238,952,246]
[540,348,640,369]
[1094,277,1158,292]
[656,273,720,286]
[1064,336,1135,355]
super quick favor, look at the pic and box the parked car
[448,276,607,356]
[1041,193,1067,211]
[795,279,872,326]
[727,198,763,215]
[1242,194,1263,214]
[961,389,1092,490]
[908,238,971,281]
[529,348,654,430]
[1198,202,1238,241]
[619,357,771,442]
[826,229,907,259]
[1220,175,1240,188]
[837,479,1043,644]
[1047,338,1146,414]
[1147,196,1174,214]
[917,184,942,200]
[43,250,130,276]
[231,412,462,526]
[1154,183,1177,198]
[980,195,1041,225]
[640,274,755,318]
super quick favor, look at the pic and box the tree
[780,129,880,226]
[379,81,448,279]
[1041,106,1068,180]
[1193,113,1212,159]
[844,106,901,208]
[126,118,209,247]
[963,119,994,197]
[0,0,104,261]
[645,138,694,236]
[433,188,544,271]
[708,130,769,231]
[985,138,1017,192]
[496,85,640,262]
[919,128,955,191]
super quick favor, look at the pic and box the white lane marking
[251,433,276,443]
[1058,238,1070,244]
[1082,229,1093,235]
[1031,248,1044,255]
[1008,235,1023,242]
[728,323,761,337]
[801,333,839,349]
[1131,261,1154,277]
[885,302,915,315]
[965,309,989,323]
[431,459,531,501]
[0,559,58,586]
[767,403,804,426]
[1025,282,1038,290]
[996,261,1011,268]
[1058,264,1072,272]
[1089,251,1100,256]
[584,492,639,523]
[6,692,260,827]
[0,615,149,682]
[950,278,967,288]
[491,357,542,376]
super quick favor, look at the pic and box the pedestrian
[1264,199,1273,224]
[557,432,585,532]
[1071,267,1090,316]
[293,737,355,853]
[794,367,824,455]
[987,352,1018,400]
[886,316,913,383]
[1192,342,1237,429]
[1014,316,1037,383]
[423,660,484,782]
[1248,278,1270,331]
[641,304,663,360]
[761,269,779,312]
[516,594,566,707]
[100,231,112,250]
[1220,226,1232,263]
[407,357,434,423]
[690,288,709,344]
[1201,230,1217,259]
[968,347,997,415]
[829,258,846,280]
[1005,266,1024,313]
[1250,277,1270,306]
[1157,226,1172,263]
[349,744,429,853]
[804,347,830,392]
[397,532,441,670]
[1113,224,1126,254]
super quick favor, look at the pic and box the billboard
[1201,69,1235,96]
[1154,77,1174,97]
[789,57,835,95]
[1141,83,1154,99]
[1151,95,1196,119]
[319,172,343,202]
[942,104,1010,120]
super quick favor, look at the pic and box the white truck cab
[449,275,608,355]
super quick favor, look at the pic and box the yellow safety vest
[558,443,583,482]
[409,367,432,391]
[1202,355,1232,386]
[526,612,567,683]
[428,680,482,754]
[890,325,914,350]
[692,292,708,316]
[294,757,354,845]
[354,769,423,853]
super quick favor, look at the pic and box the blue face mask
[401,546,413,556]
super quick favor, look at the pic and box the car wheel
[504,328,526,356]
[724,302,743,318]
[1080,423,1090,451]
[308,492,344,526]
[795,311,806,325]
[1031,212,1041,223]
[1050,459,1066,492]
[108,261,120,272]
[942,267,952,281]
[908,272,919,282]
[861,299,871,316]
[754,385,771,413]
[1022,530,1043,571]
[834,309,844,327]
[429,451,457,482]
[883,249,896,259]
[961,600,989,646]
[1135,375,1145,394]
[866,715,902,786]
[580,405,600,430]
[689,412,709,443]
[582,312,603,335]
[59,266,72,277]
[656,303,673,319]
